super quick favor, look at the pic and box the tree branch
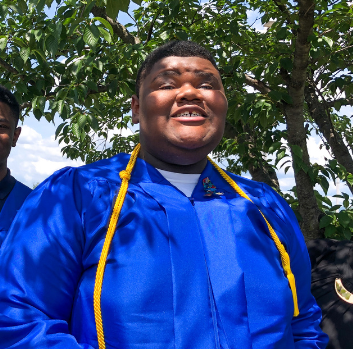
[326,97,353,109]
[146,10,161,43]
[272,0,293,24]
[223,121,280,191]
[0,58,36,85]
[244,73,271,94]
[91,6,140,45]
[0,57,19,76]
[305,83,353,194]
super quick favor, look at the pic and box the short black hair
[135,41,218,96]
[0,85,20,126]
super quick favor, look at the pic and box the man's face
[0,102,21,173]
[131,56,228,167]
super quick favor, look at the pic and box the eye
[159,84,174,90]
[199,84,213,90]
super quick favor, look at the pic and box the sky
[7,3,353,202]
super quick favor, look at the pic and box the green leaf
[45,35,58,56]
[276,27,288,40]
[324,225,336,237]
[159,31,168,41]
[98,27,112,43]
[343,228,352,240]
[280,58,293,71]
[291,145,303,159]
[20,47,30,63]
[33,108,42,120]
[106,0,130,18]
[90,115,99,132]
[132,0,142,4]
[0,36,8,51]
[347,174,353,186]
[93,17,114,36]
[36,0,45,12]
[268,90,282,102]
[323,36,333,48]
[55,122,66,139]
[108,79,118,98]
[86,80,98,92]
[276,150,286,162]
[37,96,46,113]
[268,142,282,153]
[319,215,332,229]
[333,101,341,111]
[320,176,330,195]
[176,31,188,40]
[77,114,87,128]
[54,22,63,40]
[338,211,350,228]
[83,0,96,17]
[83,24,100,47]
[72,123,80,138]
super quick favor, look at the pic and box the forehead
[144,56,221,82]
[0,102,11,118]
[0,102,15,126]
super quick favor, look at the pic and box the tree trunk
[224,122,280,191]
[284,0,323,240]
[305,84,353,194]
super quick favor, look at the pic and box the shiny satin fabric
[0,154,328,348]
[0,180,32,246]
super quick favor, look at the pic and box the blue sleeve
[261,184,328,349]
[0,168,95,349]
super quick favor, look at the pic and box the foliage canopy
[1,0,353,240]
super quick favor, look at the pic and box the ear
[131,95,140,124]
[12,127,21,147]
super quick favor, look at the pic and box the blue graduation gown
[0,180,32,247]
[0,154,328,348]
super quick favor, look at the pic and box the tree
[0,0,352,240]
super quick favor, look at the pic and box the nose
[176,84,203,103]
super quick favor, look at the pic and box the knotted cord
[207,156,299,317]
[94,144,299,349]
[93,143,140,349]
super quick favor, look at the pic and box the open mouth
[174,111,206,118]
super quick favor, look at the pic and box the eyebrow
[151,69,219,82]
[0,117,10,123]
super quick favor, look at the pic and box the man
[307,238,353,349]
[0,85,31,246]
[0,41,328,348]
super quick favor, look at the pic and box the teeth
[176,111,203,117]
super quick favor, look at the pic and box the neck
[139,148,207,174]
[0,163,7,182]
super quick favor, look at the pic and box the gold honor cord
[93,143,141,349]
[93,144,299,349]
[207,157,299,317]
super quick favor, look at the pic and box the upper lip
[171,106,207,118]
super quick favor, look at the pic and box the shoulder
[13,180,32,195]
[36,153,130,190]
[225,171,290,220]
[224,171,304,250]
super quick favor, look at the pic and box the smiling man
[0,42,328,348]
[0,85,31,246]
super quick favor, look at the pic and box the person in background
[0,41,328,348]
[307,238,353,349]
[0,85,31,246]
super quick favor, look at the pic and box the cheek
[142,92,174,114]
